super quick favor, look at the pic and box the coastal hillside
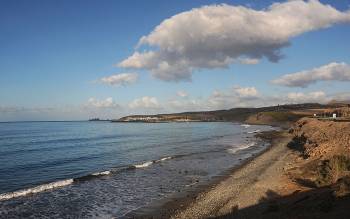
[289,118,350,159]
[269,118,350,218]
[286,118,350,190]
[116,103,329,124]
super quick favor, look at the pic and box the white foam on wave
[134,156,173,168]
[248,129,261,134]
[185,182,198,187]
[0,179,73,201]
[92,170,111,176]
[159,156,172,162]
[134,161,154,168]
[241,124,251,128]
[227,142,256,154]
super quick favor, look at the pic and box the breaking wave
[0,156,175,201]
[0,179,73,201]
[241,124,251,128]
[92,170,111,176]
[134,161,154,168]
[133,156,173,168]
[159,156,172,162]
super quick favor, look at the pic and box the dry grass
[261,111,303,123]
[315,155,350,187]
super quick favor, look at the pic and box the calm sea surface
[0,121,274,218]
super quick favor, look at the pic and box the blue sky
[0,0,350,121]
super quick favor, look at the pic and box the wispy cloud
[128,96,161,109]
[98,73,138,86]
[286,91,327,103]
[86,97,120,109]
[233,86,259,99]
[2,89,350,121]
[119,0,350,81]
[165,88,349,112]
[0,106,56,114]
[272,62,350,87]
[176,90,188,98]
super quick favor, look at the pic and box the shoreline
[124,130,290,219]
[158,118,350,219]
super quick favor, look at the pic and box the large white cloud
[128,96,161,109]
[119,0,350,81]
[99,73,138,86]
[272,62,350,87]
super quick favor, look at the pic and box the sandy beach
[169,131,290,218]
[168,131,294,219]
[125,130,294,218]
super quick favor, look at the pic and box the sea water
[0,121,274,218]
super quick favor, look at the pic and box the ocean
[0,121,274,218]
